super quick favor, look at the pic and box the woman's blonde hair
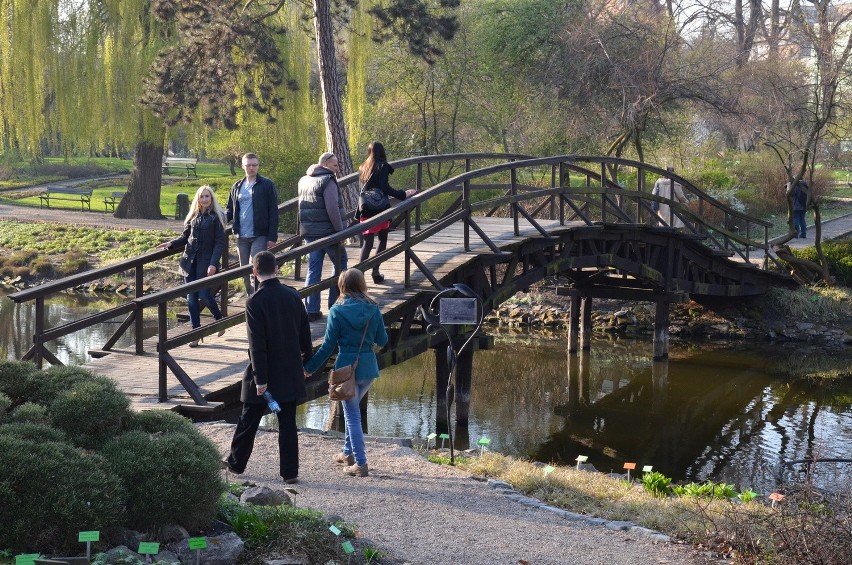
[186,185,226,228]
[337,268,376,304]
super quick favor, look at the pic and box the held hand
[303,369,311,379]
[256,384,268,395]
[156,242,169,250]
[267,240,275,250]
[207,265,217,276]
[405,189,417,198]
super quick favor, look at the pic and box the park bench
[38,186,93,211]
[103,191,125,213]
[162,157,198,177]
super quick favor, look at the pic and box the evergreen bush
[0,421,67,443]
[102,430,224,531]
[793,240,852,286]
[8,401,50,424]
[0,435,123,553]
[0,391,11,418]
[51,378,131,449]
[0,360,39,404]
[31,364,100,404]
[126,410,198,437]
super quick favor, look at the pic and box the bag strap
[351,321,370,371]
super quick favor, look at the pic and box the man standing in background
[227,153,279,296]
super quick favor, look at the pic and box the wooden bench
[38,186,93,211]
[103,191,125,213]
[162,157,198,177]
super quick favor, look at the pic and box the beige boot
[345,463,369,477]
[334,452,355,465]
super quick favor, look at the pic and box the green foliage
[0,360,39,403]
[0,422,67,443]
[126,410,198,436]
[738,489,760,502]
[101,429,224,531]
[30,365,98,405]
[641,471,672,498]
[0,392,10,418]
[0,435,123,553]
[426,453,471,465]
[793,240,852,286]
[50,378,131,449]
[671,480,737,499]
[8,401,50,424]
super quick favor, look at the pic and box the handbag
[358,184,391,216]
[327,322,370,401]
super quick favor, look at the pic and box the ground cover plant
[0,362,225,554]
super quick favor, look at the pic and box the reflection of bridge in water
[9,153,796,421]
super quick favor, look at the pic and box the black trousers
[226,401,299,480]
[359,229,388,266]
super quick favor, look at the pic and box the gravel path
[199,423,706,565]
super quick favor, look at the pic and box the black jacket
[241,278,313,404]
[226,175,279,242]
[168,211,226,279]
[357,161,408,219]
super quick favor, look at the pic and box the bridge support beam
[434,338,474,432]
[568,296,580,353]
[653,301,670,361]
[580,296,593,351]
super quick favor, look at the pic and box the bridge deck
[85,217,579,412]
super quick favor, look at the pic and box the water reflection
[0,290,178,365]
[299,333,852,492]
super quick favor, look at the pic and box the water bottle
[263,390,281,414]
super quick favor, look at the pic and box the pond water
[2,290,850,492]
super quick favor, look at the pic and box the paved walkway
[769,211,852,249]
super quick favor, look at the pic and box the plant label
[477,438,491,446]
[341,541,355,554]
[543,465,555,476]
[188,538,208,550]
[427,433,437,440]
[439,433,450,440]
[642,465,653,473]
[329,525,342,536]
[575,455,588,463]
[15,554,39,565]
[78,531,99,542]
[138,542,159,555]
[623,462,636,470]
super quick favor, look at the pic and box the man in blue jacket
[227,153,279,295]
[223,251,312,484]
[787,179,809,239]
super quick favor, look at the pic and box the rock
[240,485,290,506]
[155,549,181,564]
[159,524,189,543]
[96,546,142,564]
[174,532,244,565]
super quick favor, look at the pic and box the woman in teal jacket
[304,268,388,477]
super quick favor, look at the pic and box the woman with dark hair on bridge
[356,141,416,283]
[158,185,227,347]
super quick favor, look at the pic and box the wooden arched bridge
[8,153,796,414]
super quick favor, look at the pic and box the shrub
[126,410,198,437]
[0,421,67,443]
[50,378,131,449]
[31,364,102,405]
[9,401,50,424]
[0,360,39,404]
[730,153,788,217]
[102,430,224,531]
[793,240,852,286]
[0,435,123,553]
[0,392,10,419]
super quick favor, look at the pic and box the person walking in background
[157,185,226,347]
[226,153,279,296]
[303,268,388,477]
[652,166,688,229]
[788,178,809,238]
[298,152,348,321]
[356,141,416,284]
[223,251,312,484]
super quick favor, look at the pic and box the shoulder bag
[327,321,370,401]
[358,170,391,216]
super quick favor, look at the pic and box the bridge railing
[7,152,526,376]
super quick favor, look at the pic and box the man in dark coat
[787,179,809,238]
[223,251,312,483]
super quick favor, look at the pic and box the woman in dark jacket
[158,185,227,346]
[356,141,416,283]
[303,268,388,477]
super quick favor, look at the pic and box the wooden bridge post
[653,301,670,361]
[135,265,145,354]
[434,345,453,434]
[580,296,593,351]
[454,342,474,426]
[568,295,580,353]
[579,349,591,405]
[651,360,668,414]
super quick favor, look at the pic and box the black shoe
[221,458,243,475]
[307,312,324,322]
[283,476,299,485]
[371,271,385,284]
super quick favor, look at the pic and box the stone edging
[486,478,673,544]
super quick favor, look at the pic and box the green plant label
[543,465,555,475]
[439,433,450,440]
[341,541,355,554]
[642,465,653,472]
[329,525,342,536]
[78,530,100,542]
[575,455,588,463]
[188,537,208,550]
[477,438,491,446]
[427,432,437,440]
[15,554,39,565]
[137,542,159,555]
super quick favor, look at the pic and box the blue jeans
[793,210,807,237]
[342,380,373,466]
[185,268,222,329]
[236,235,268,295]
[304,238,347,314]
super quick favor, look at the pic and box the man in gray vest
[297,152,347,321]
[226,153,279,296]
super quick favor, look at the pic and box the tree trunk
[115,140,165,219]
[313,0,357,211]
